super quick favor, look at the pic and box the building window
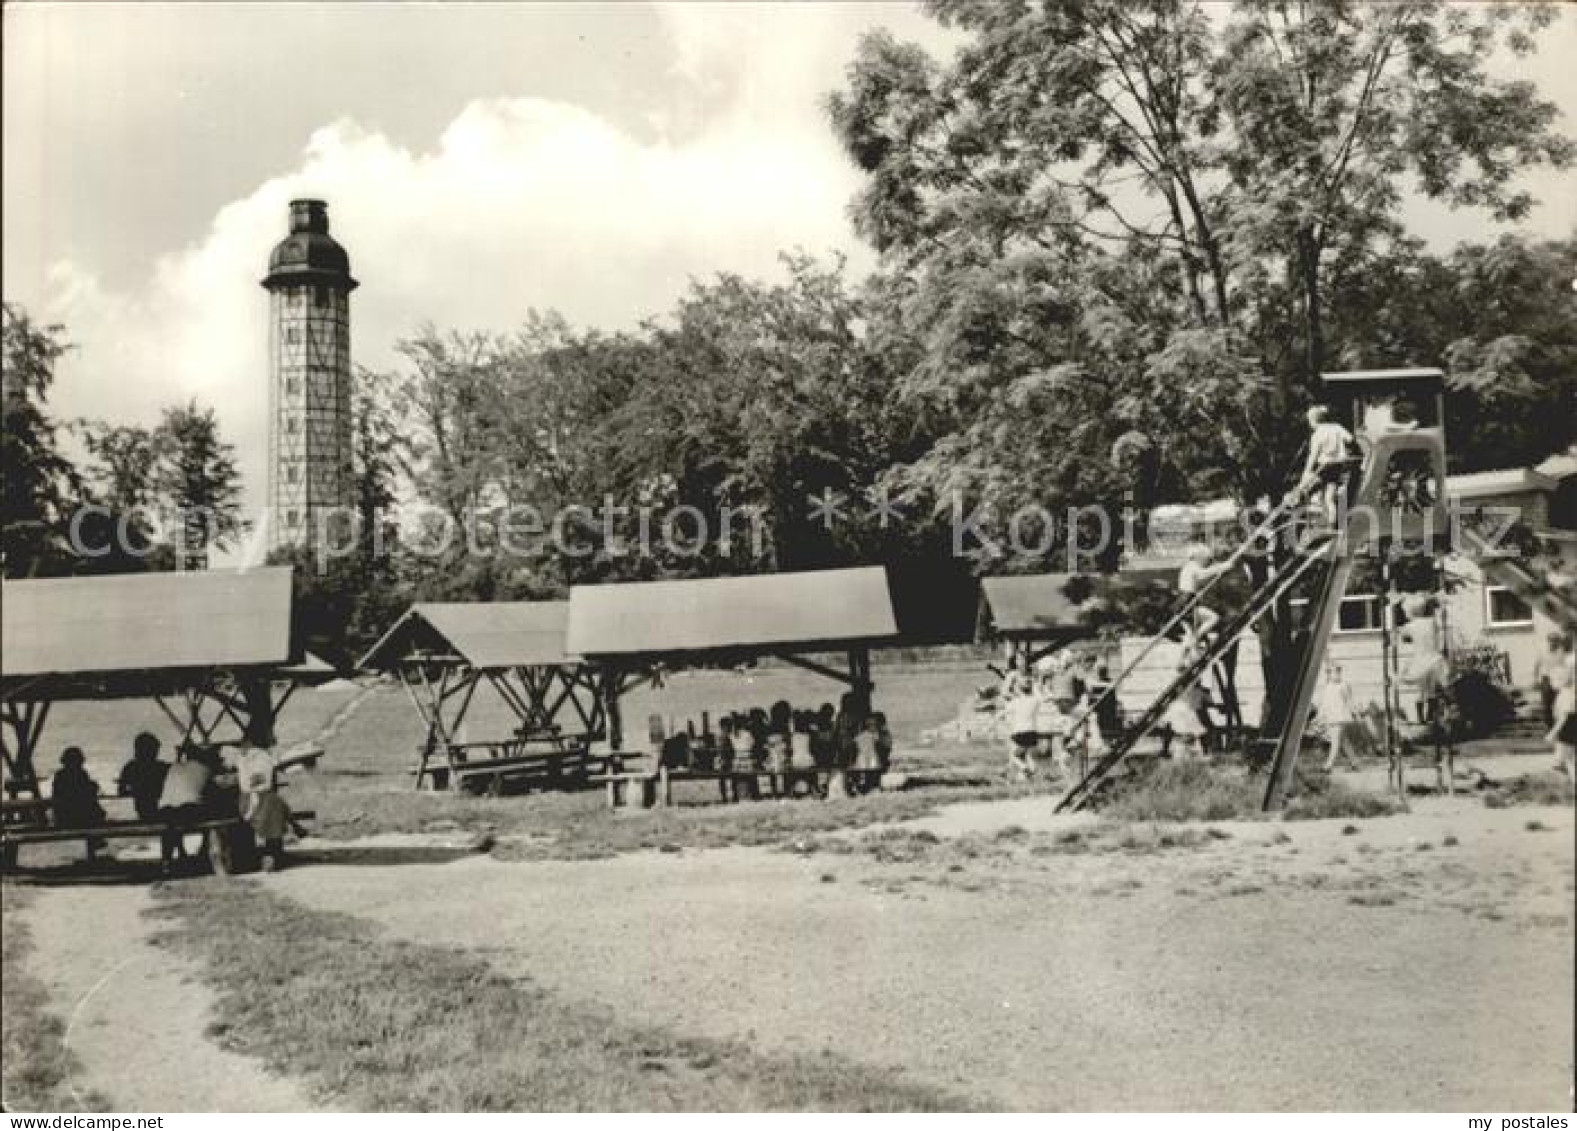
[314,286,330,308]
[287,467,298,483]
[1484,584,1533,628]
[285,327,300,344]
[286,418,298,434]
[1336,595,1383,633]
[286,377,300,395]
[1290,594,1383,633]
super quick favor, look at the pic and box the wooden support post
[1380,551,1403,798]
[237,674,278,747]
[849,646,873,716]
[1,699,49,798]
[603,669,625,752]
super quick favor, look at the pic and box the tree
[80,423,156,513]
[350,364,408,567]
[394,326,499,534]
[1325,231,1577,471]
[75,421,167,573]
[611,253,902,573]
[152,400,245,570]
[1,303,77,576]
[830,0,1573,517]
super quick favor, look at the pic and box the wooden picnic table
[420,736,616,795]
[1,796,53,828]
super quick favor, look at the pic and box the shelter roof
[359,601,574,671]
[2,567,298,699]
[979,574,1096,640]
[566,567,898,659]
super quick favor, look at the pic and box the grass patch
[1282,777,1403,821]
[1095,761,1400,825]
[1348,892,1399,907]
[1,886,108,1112]
[1482,773,1574,809]
[485,779,1052,863]
[148,880,971,1112]
[807,818,1220,874]
[1099,761,1266,822]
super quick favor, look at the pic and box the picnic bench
[0,794,316,874]
[275,744,324,773]
[598,760,881,809]
[1,810,317,873]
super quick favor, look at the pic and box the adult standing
[1532,632,1573,729]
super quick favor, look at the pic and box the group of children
[659,693,893,797]
[1001,652,1111,780]
[47,731,300,873]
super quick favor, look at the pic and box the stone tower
[263,198,357,552]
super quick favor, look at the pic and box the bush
[1482,773,1574,809]
[1444,668,1515,740]
[1100,761,1263,822]
[1100,759,1402,823]
[1283,776,1404,821]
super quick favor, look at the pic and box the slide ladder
[1047,488,1313,765]
[1055,533,1338,813]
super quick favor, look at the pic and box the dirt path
[21,883,320,1112]
[274,798,1574,1111]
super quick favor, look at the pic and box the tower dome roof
[262,199,358,291]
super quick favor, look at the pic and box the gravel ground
[8,751,1570,1112]
[266,793,1574,1111]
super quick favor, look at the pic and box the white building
[1115,456,1576,722]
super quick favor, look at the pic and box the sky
[4,1,1575,524]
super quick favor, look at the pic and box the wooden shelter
[978,573,1100,666]
[566,566,901,743]
[359,601,611,792]
[1,567,325,798]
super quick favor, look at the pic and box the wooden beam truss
[394,648,613,790]
[2,667,305,800]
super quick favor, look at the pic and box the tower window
[286,419,299,434]
[314,286,330,308]
[286,327,301,344]
[286,378,300,395]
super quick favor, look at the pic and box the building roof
[1321,367,1444,385]
[566,566,899,659]
[262,199,357,292]
[359,601,575,671]
[979,574,1093,639]
[1446,467,1558,499]
[1534,449,1577,481]
[1,567,296,696]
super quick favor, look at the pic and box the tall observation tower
[263,198,357,552]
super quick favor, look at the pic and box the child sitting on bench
[51,747,108,860]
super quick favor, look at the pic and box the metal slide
[1258,542,1357,809]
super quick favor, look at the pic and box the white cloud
[40,86,874,520]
